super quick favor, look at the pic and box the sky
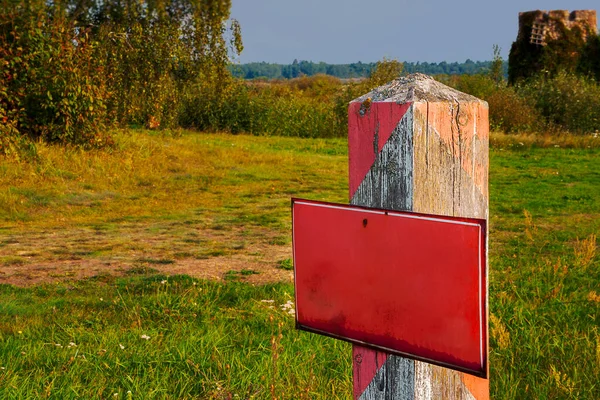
[230,0,600,64]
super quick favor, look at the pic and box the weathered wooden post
[348,73,489,399]
[292,73,489,399]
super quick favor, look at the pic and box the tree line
[230,59,508,80]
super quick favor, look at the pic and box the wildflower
[119,344,125,350]
[280,300,295,316]
[140,334,151,340]
[68,342,77,348]
[17,331,22,334]
[161,280,167,285]
[280,300,294,310]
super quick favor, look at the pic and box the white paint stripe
[414,363,433,400]
[293,201,482,228]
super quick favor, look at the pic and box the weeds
[277,259,293,271]
[574,233,597,270]
[489,314,511,351]
[523,210,537,242]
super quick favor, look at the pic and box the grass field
[0,130,599,398]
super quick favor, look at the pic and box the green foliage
[441,44,599,135]
[180,75,341,137]
[490,45,504,86]
[519,72,600,133]
[438,74,543,133]
[508,13,599,84]
[1,2,112,152]
[579,34,600,81]
[231,59,505,80]
[1,0,242,156]
[368,58,404,87]
[277,258,293,270]
[89,0,242,130]
[485,87,544,133]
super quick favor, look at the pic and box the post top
[352,73,485,104]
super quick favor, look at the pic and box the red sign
[292,198,487,377]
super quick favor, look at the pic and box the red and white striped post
[348,74,489,399]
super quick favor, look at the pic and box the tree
[369,58,404,86]
[490,45,504,85]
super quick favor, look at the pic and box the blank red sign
[292,199,487,377]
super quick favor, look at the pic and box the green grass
[0,275,351,399]
[488,145,600,399]
[0,130,599,398]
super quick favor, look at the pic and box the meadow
[0,130,599,399]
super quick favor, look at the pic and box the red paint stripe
[353,346,388,398]
[348,101,412,198]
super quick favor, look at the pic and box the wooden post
[348,73,489,399]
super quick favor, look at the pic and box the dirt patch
[0,224,293,287]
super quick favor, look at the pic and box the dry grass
[490,131,600,149]
[0,129,348,285]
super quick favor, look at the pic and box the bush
[519,72,600,134]
[180,78,340,138]
[1,3,112,152]
[1,0,242,156]
[486,86,544,133]
[439,74,544,133]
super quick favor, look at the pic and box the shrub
[1,3,112,152]
[439,74,544,133]
[519,72,600,134]
[486,86,544,133]
[1,0,242,156]
[180,78,340,138]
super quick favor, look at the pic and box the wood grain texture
[349,74,489,399]
[411,99,489,399]
[412,101,488,220]
[358,352,415,400]
[351,107,414,211]
[353,347,390,397]
[350,100,417,400]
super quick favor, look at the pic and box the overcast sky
[230,1,599,64]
